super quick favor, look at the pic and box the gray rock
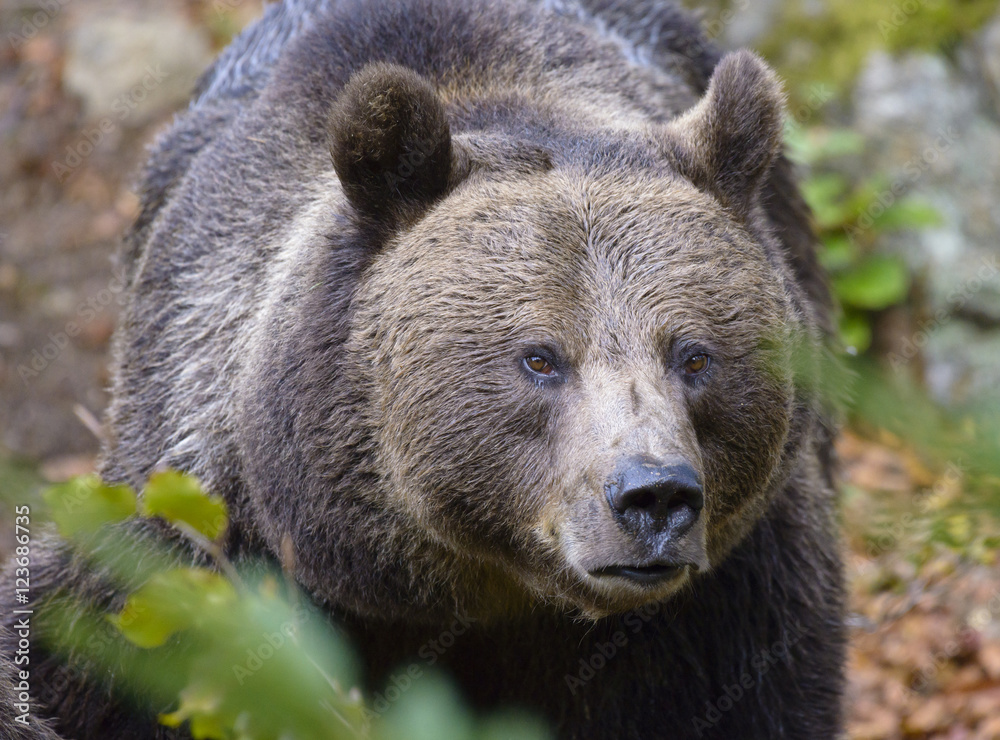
[63,11,212,126]
[853,51,980,136]
[852,49,1000,403]
[922,322,1000,405]
[977,11,1000,116]
[691,0,783,49]
[703,0,783,49]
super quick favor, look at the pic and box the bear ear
[665,50,785,220]
[328,63,452,219]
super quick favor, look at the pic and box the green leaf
[871,198,942,232]
[842,176,892,222]
[142,470,228,540]
[838,312,872,355]
[159,680,228,739]
[377,676,475,740]
[43,476,137,539]
[832,255,910,310]
[801,173,851,229]
[818,234,858,272]
[813,128,866,159]
[113,568,237,649]
[784,123,865,166]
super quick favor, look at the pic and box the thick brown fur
[1,1,844,738]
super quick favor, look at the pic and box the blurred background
[1,0,999,737]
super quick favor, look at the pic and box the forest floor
[1,2,998,737]
[837,430,1000,739]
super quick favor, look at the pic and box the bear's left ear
[328,63,452,220]
[665,50,785,220]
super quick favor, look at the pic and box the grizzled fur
[1,0,844,738]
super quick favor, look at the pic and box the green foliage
[756,0,1000,105]
[786,122,945,352]
[43,475,137,539]
[39,473,552,740]
[142,470,228,540]
[831,255,910,312]
[840,354,1000,557]
[149,573,365,740]
[844,355,1000,538]
[374,677,552,740]
[111,568,238,649]
[846,358,1000,482]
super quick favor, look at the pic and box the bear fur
[1,0,845,738]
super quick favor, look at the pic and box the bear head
[244,52,820,620]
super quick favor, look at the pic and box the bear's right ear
[664,50,785,220]
[328,63,452,220]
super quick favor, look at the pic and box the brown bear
[1,0,845,737]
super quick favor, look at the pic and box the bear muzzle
[577,457,710,592]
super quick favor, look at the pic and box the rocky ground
[1,0,257,468]
[1,1,998,737]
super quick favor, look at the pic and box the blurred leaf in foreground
[113,568,237,649]
[37,471,555,740]
[43,475,137,539]
[142,470,228,540]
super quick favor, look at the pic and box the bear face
[293,53,809,618]
[351,170,800,618]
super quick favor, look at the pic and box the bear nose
[605,457,704,537]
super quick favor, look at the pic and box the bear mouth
[589,563,686,585]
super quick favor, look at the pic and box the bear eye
[524,355,557,378]
[684,353,711,376]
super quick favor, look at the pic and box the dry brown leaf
[978,643,1000,681]
[849,704,901,740]
[975,715,1000,740]
[904,696,952,733]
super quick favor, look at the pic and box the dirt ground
[1,2,998,737]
